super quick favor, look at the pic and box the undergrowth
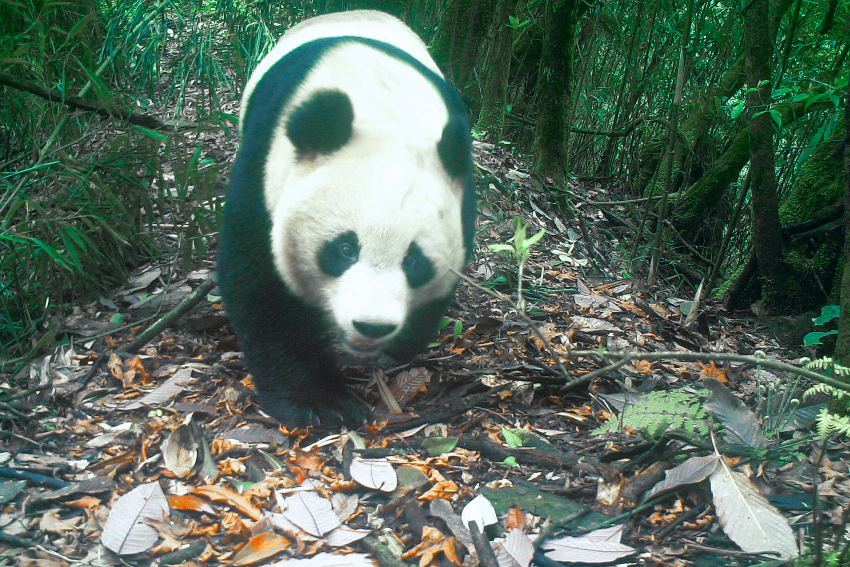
[0,0,308,363]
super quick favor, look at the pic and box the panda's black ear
[438,115,472,178]
[286,90,354,157]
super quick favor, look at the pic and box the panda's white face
[269,138,466,355]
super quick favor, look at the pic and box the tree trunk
[835,85,850,362]
[673,98,836,232]
[531,0,584,180]
[476,0,517,139]
[431,0,495,112]
[743,0,794,312]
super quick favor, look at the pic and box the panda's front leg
[245,334,369,428]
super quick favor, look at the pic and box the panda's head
[265,88,468,356]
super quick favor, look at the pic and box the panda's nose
[352,321,397,339]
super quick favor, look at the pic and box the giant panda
[217,11,475,427]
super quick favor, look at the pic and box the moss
[780,124,845,225]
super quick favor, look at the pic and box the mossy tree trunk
[836,85,850,363]
[476,0,517,139]
[431,0,495,113]
[531,0,585,181]
[743,0,796,312]
[673,98,836,232]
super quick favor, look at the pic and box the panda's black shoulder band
[286,89,354,157]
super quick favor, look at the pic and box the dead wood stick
[0,70,176,130]
[80,278,216,386]
[567,349,850,394]
[466,521,500,567]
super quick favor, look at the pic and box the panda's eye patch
[319,231,359,277]
[403,241,435,288]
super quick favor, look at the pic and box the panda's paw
[258,390,370,429]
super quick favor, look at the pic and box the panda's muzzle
[352,321,398,339]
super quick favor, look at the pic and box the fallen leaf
[282,491,340,536]
[461,494,498,532]
[349,457,397,492]
[193,484,262,521]
[543,524,636,563]
[710,461,798,558]
[101,482,170,555]
[123,368,194,410]
[232,532,290,566]
[38,509,83,535]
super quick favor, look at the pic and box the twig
[566,349,850,394]
[467,521,500,567]
[0,71,179,131]
[562,358,628,390]
[81,278,217,387]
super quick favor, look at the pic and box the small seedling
[489,216,545,312]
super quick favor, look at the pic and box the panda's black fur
[218,12,475,427]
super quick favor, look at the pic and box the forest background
[0,0,848,367]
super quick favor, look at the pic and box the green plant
[803,358,850,439]
[489,217,545,312]
[594,388,710,441]
[803,305,841,347]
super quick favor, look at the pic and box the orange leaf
[505,507,527,530]
[232,532,290,566]
[633,360,654,375]
[699,361,728,383]
[418,479,459,501]
[401,526,461,566]
[193,485,262,521]
[168,493,215,514]
[65,495,102,509]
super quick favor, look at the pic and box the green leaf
[133,125,170,141]
[730,101,746,119]
[502,428,524,448]
[422,436,458,457]
[770,86,793,99]
[76,59,114,106]
[525,228,546,248]
[812,305,840,326]
[503,456,519,467]
[489,243,515,254]
[453,319,463,339]
[769,109,782,129]
[111,313,124,324]
[803,330,839,346]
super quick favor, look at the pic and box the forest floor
[2,141,847,567]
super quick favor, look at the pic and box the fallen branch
[81,278,217,387]
[0,70,176,131]
[567,349,850,394]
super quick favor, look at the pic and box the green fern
[803,358,850,440]
[595,388,709,440]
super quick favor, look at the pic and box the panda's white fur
[218,10,474,426]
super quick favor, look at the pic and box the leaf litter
[1,132,842,566]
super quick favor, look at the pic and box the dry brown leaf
[418,479,460,501]
[505,507,527,530]
[232,532,290,566]
[193,485,262,520]
[38,509,83,535]
[65,495,102,509]
[389,367,432,407]
[699,361,729,384]
[401,525,461,566]
[167,493,215,515]
[633,360,654,375]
